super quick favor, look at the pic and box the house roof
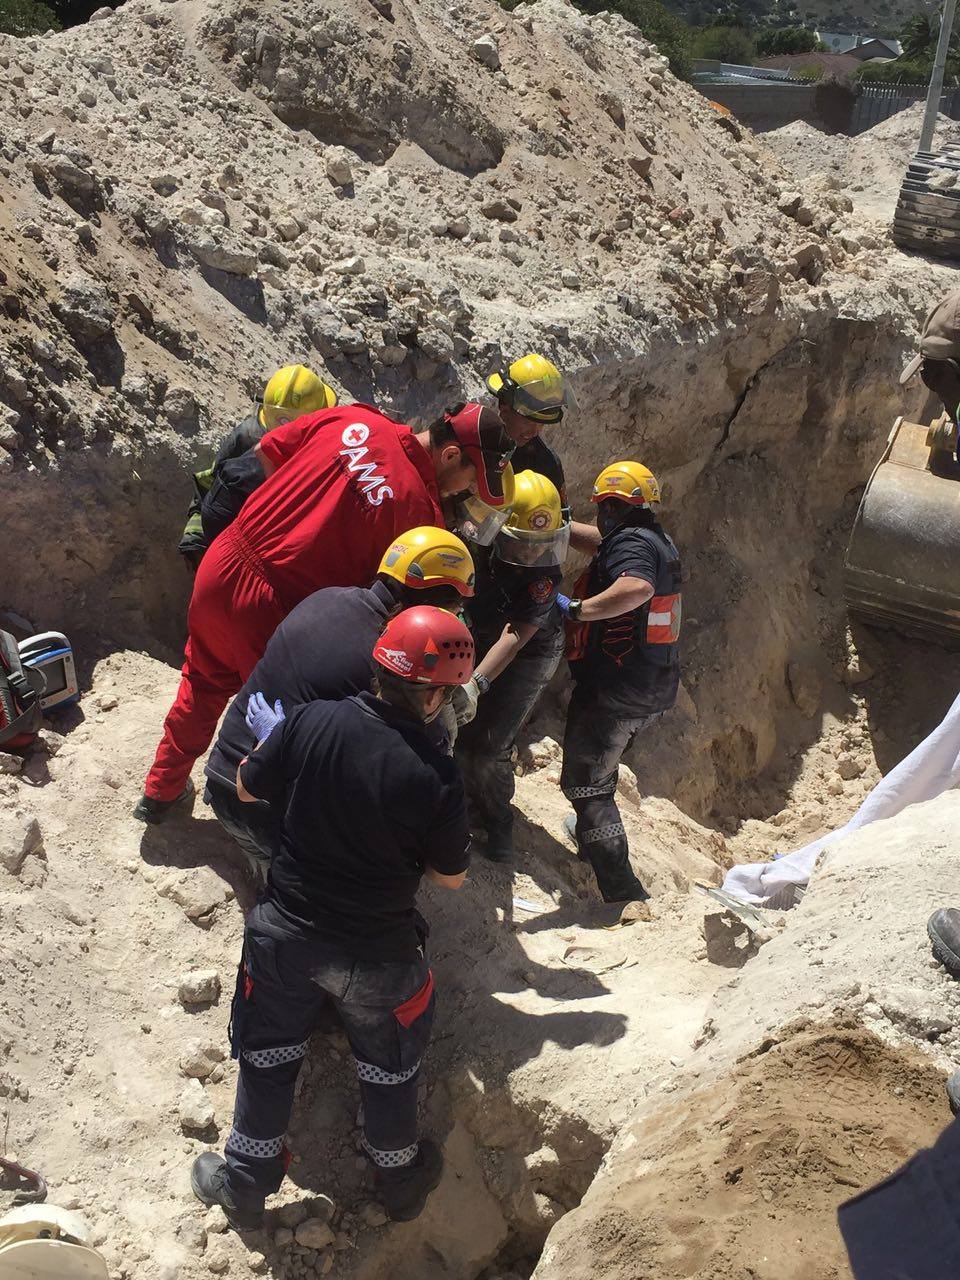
[755,52,861,79]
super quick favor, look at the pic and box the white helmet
[0,1206,108,1280]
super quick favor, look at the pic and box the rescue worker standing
[456,472,569,861]
[179,365,338,569]
[135,402,511,822]
[203,527,476,877]
[558,462,682,904]
[190,607,475,1227]
[485,353,594,551]
[899,290,960,462]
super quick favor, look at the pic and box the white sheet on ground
[721,687,960,909]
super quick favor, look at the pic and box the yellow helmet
[499,471,570,568]
[260,364,338,429]
[507,470,563,533]
[591,461,661,507]
[486,353,568,424]
[378,526,476,598]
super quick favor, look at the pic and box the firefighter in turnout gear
[178,365,338,570]
[455,470,569,861]
[191,607,475,1229]
[558,461,682,903]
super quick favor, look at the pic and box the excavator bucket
[844,417,960,645]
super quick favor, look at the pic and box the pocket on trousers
[227,957,253,1060]
[394,970,434,1029]
[393,970,436,1076]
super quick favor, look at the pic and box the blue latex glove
[556,592,573,616]
[245,692,285,742]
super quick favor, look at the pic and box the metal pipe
[920,0,959,152]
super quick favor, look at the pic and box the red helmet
[444,403,513,508]
[372,606,475,685]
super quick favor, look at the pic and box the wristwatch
[474,673,491,696]
[568,598,583,621]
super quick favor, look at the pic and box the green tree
[0,0,60,33]
[755,25,821,54]
[898,12,934,59]
[573,0,693,78]
[690,22,755,61]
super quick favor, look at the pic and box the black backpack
[0,631,44,749]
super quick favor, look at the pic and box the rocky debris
[179,1039,227,1080]
[0,814,43,876]
[156,867,230,924]
[179,1078,215,1131]
[0,753,23,776]
[295,1219,336,1249]
[786,661,821,718]
[326,148,354,188]
[471,34,500,71]
[178,969,221,1006]
[836,751,865,781]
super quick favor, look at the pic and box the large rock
[0,815,43,876]
[177,970,221,1006]
[188,232,257,275]
[179,1079,215,1131]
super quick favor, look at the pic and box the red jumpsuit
[145,406,444,801]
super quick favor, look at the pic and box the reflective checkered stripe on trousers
[579,821,625,845]
[362,1133,419,1168]
[355,1058,421,1085]
[563,782,616,799]
[225,1129,285,1160]
[242,1041,308,1068]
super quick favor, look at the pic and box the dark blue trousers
[224,902,435,1207]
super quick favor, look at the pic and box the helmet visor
[452,493,512,547]
[496,522,571,568]
[510,378,578,424]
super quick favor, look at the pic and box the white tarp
[721,687,960,909]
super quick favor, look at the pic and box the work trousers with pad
[560,686,661,902]
[204,783,279,881]
[145,529,287,802]
[457,635,564,833]
[224,902,435,1206]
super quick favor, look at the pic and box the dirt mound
[765,103,960,219]
[534,1021,948,1280]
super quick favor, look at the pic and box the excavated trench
[4,307,960,1280]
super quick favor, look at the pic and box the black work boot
[190,1152,264,1230]
[482,820,514,864]
[133,778,195,824]
[928,908,960,980]
[375,1138,444,1222]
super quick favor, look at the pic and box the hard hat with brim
[444,403,513,506]
[900,291,960,385]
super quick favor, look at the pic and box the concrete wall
[702,83,847,133]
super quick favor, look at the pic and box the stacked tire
[893,143,960,258]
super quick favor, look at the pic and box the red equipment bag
[0,630,44,750]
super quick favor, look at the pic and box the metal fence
[853,84,960,134]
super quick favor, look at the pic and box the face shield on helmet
[496,521,571,568]
[451,463,517,547]
[494,469,569,567]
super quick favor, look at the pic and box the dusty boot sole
[928,912,960,980]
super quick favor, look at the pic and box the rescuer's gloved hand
[452,674,489,727]
[245,692,285,742]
